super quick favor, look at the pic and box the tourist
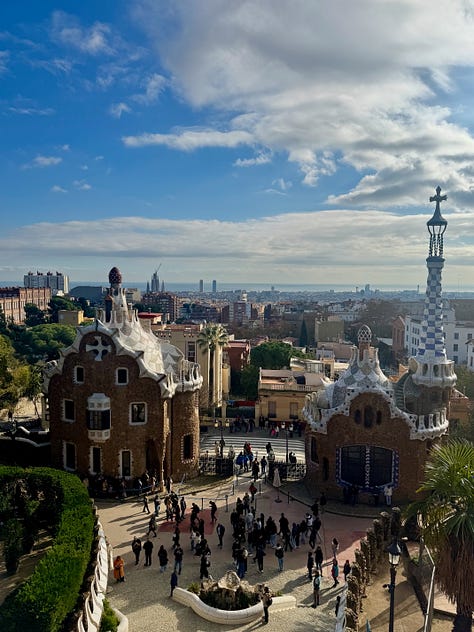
[158,545,168,572]
[172,525,180,548]
[383,484,393,506]
[170,570,178,598]
[255,542,266,573]
[331,537,339,558]
[131,536,141,565]
[331,558,340,587]
[174,544,184,575]
[312,570,321,607]
[190,529,198,551]
[153,494,161,516]
[143,536,153,566]
[261,586,273,625]
[113,555,125,582]
[315,545,324,575]
[147,514,157,537]
[260,455,267,476]
[307,551,315,581]
[199,552,210,579]
[275,543,284,572]
[343,559,352,582]
[142,495,150,514]
[216,522,225,548]
[209,500,218,523]
[335,595,341,617]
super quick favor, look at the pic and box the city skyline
[2,2,474,287]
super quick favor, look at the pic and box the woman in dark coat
[158,545,168,572]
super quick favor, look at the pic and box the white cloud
[132,73,167,105]
[130,1,474,206]
[51,185,67,193]
[23,155,62,169]
[0,208,470,286]
[80,164,89,171]
[123,128,253,150]
[59,144,70,151]
[94,155,104,161]
[109,102,131,118]
[8,106,55,116]
[73,179,92,191]
[50,11,115,56]
[0,50,9,74]
[234,153,272,167]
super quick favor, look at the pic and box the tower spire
[412,187,455,388]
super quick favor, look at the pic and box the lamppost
[385,539,401,632]
[281,422,293,464]
[214,419,229,457]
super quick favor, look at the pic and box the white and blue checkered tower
[411,187,456,392]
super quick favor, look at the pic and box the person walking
[261,586,273,625]
[315,545,324,575]
[174,544,184,575]
[131,536,142,565]
[216,522,225,548]
[170,570,178,598]
[331,537,339,558]
[255,543,266,573]
[153,494,161,516]
[199,552,210,580]
[307,551,315,581]
[331,558,340,587]
[143,536,153,566]
[148,514,157,537]
[142,495,150,514]
[312,570,321,607]
[156,544,167,572]
[275,543,284,572]
[209,500,218,523]
[113,555,125,582]
[343,559,352,582]
[180,496,187,520]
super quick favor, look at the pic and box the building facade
[24,270,69,294]
[44,267,202,487]
[303,188,456,503]
[0,286,51,324]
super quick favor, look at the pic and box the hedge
[0,467,95,632]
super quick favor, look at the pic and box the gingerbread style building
[303,188,456,503]
[44,267,202,487]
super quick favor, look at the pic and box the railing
[262,383,315,392]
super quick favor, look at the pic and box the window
[183,434,193,460]
[74,366,84,383]
[116,368,128,385]
[354,409,361,424]
[468,334,472,341]
[64,442,76,470]
[268,401,276,418]
[87,410,111,430]
[454,356,458,363]
[130,403,147,424]
[453,344,458,352]
[289,402,299,419]
[63,399,75,422]
[121,451,131,478]
[339,445,395,490]
[91,447,101,474]
[187,341,196,363]
[454,332,459,340]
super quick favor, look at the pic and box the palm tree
[197,324,229,416]
[407,440,474,632]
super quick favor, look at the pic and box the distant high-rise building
[24,270,69,294]
[199,279,204,293]
[212,279,217,293]
[151,270,160,293]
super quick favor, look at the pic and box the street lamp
[214,419,229,457]
[385,540,401,632]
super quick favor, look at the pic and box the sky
[2,1,474,291]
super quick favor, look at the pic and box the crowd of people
[113,471,350,625]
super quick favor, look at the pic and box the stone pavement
[97,471,378,632]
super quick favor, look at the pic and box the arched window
[183,434,193,460]
[364,406,374,428]
[354,409,361,424]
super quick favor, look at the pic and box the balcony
[260,383,314,392]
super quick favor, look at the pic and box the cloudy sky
[2,1,474,290]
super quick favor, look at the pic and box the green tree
[197,324,229,414]
[75,297,96,318]
[250,341,306,369]
[24,303,47,327]
[407,440,474,632]
[14,324,76,364]
[48,296,79,323]
[0,335,30,414]
[240,364,259,400]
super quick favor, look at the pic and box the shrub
[0,467,95,632]
[100,599,119,632]
[3,518,24,574]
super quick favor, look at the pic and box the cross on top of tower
[428,186,447,227]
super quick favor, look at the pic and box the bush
[3,518,24,574]
[100,599,119,632]
[0,467,95,632]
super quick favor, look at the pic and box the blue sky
[2,1,474,290]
